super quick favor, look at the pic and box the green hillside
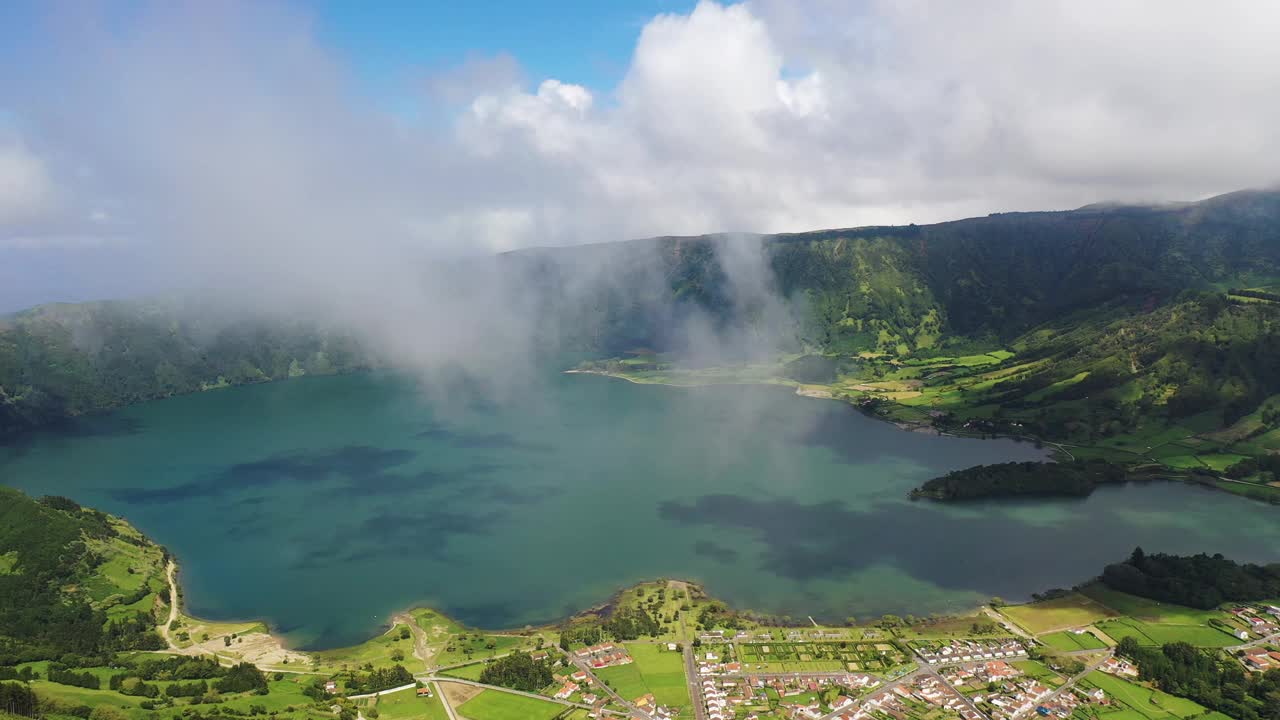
[0,300,371,437]
[0,488,169,665]
[3,190,1280,492]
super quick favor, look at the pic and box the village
[296,579,1280,720]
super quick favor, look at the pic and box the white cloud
[0,138,54,225]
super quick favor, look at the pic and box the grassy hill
[0,488,169,665]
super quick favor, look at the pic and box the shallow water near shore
[4,369,1278,649]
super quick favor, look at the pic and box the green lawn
[28,675,331,720]
[374,687,451,720]
[1081,671,1210,720]
[434,634,530,667]
[314,623,426,673]
[1000,593,1119,634]
[455,689,563,720]
[594,661,649,705]
[625,643,691,709]
[1079,585,1226,625]
[1095,618,1237,648]
[440,661,488,681]
[594,644,691,709]
[1039,630,1108,651]
[1011,659,1063,686]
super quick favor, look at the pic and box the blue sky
[313,1,697,101]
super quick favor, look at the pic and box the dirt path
[161,560,180,649]
[393,612,434,669]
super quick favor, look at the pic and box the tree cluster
[344,664,412,695]
[1102,547,1280,609]
[1117,637,1280,720]
[911,460,1127,500]
[0,488,164,665]
[477,654,552,693]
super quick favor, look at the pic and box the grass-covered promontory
[909,460,1131,500]
[0,488,168,665]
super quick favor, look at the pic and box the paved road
[914,661,986,719]
[347,683,417,700]
[559,646,649,719]
[433,681,459,720]
[1228,631,1280,652]
[426,676,632,717]
[817,667,928,720]
[983,607,1033,640]
[671,581,709,720]
[1017,651,1113,718]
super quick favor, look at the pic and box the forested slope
[0,488,168,665]
[0,301,370,437]
[3,189,1280,465]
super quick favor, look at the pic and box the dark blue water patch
[111,445,419,503]
[292,507,502,570]
[657,491,1218,604]
[693,539,739,564]
[0,413,145,451]
[415,423,551,452]
[438,601,523,632]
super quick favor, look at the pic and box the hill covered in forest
[0,488,169,665]
[2,189,1279,493]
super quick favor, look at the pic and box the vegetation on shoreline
[1101,547,1280,609]
[0,489,166,665]
[0,300,370,438]
[909,459,1131,500]
[6,485,1280,720]
[1115,638,1280,720]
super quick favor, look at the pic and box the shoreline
[566,366,1071,458]
[166,564,992,660]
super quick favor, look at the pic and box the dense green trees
[1117,638,1280,720]
[0,488,164,665]
[478,654,552,692]
[345,665,412,694]
[213,662,268,694]
[0,682,36,716]
[1101,548,1280,609]
[46,667,100,689]
[0,300,370,437]
[602,607,662,640]
[911,460,1128,500]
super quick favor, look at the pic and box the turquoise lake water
[3,370,1278,649]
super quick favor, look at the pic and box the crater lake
[4,369,1277,648]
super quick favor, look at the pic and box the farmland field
[1079,585,1225,624]
[1039,630,1108,651]
[1094,618,1238,648]
[1011,659,1064,686]
[441,661,488,681]
[595,643,691,710]
[375,687,451,720]
[1081,671,1211,720]
[456,689,563,720]
[734,641,908,674]
[1000,593,1118,634]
